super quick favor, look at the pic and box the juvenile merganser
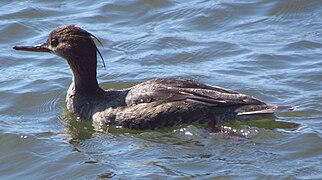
[13,25,294,130]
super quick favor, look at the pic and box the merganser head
[14,25,104,63]
[14,25,105,92]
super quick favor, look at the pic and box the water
[1,0,322,179]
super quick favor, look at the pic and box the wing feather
[125,78,265,107]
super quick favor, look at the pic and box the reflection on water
[59,110,96,143]
[63,113,300,141]
[1,0,322,179]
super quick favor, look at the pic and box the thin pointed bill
[13,43,50,52]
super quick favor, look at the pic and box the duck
[13,25,295,130]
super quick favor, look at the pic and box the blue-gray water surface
[1,0,322,179]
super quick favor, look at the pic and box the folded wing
[125,78,265,107]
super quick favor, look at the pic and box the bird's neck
[66,55,101,95]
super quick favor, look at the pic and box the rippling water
[1,0,322,179]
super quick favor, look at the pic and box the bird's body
[13,25,294,130]
[66,77,277,129]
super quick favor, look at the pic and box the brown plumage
[13,25,295,130]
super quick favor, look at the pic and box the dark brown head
[14,25,103,92]
[14,25,98,59]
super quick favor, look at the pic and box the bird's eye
[51,38,59,47]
